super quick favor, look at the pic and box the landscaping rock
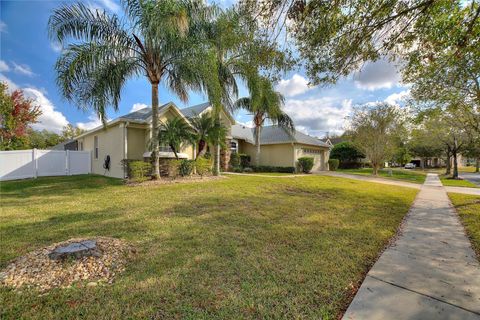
[48,240,99,260]
[0,237,134,292]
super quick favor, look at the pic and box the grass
[237,172,297,176]
[449,193,480,257]
[440,175,479,188]
[0,174,417,319]
[337,168,426,184]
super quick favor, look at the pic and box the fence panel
[0,150,35,181]
[0,149,91,181]
[37,150,67,177]
[68,151,91,175]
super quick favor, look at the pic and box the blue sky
[0,0,409,137]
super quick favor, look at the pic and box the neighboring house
[321,136,345,147]
[72,102,235,178]
[231,124,331,171]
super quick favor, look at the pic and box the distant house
[231,124,330,171]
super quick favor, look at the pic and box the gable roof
[180,102,211,118]
[231,124,329,148]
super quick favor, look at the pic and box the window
[230,140,238,154]
[94,136,99,159]
[302,148,321,154]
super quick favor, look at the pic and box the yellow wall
[238,141,295,167]
[127,127,147,159]
[77,123,126,178]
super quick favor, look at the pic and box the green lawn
[337,168,426,184]
[440,175,479,188]
[239,172,298,176]
[1,175,417,319]
[449,193,480,257]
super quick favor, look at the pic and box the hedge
[328,159,339,171]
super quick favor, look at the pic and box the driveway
[343,174,480,319]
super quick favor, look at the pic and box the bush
[229,153,241,168]
[167,159,181,178]
[239,154,250,167]
[297,157,314,173]
[179,159,194,177]
[195,157,212,177]
[233,166,244,173]
[243,167,253,173]
[338,161,363,169]
[250,166,295,173]
[328,159,339,171]
[129,160,151,182]
[330,142,365,169]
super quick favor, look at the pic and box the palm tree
[155,118,195,160]
[235,76,294,166]
[189,112,228,158]
[48,0,215,179]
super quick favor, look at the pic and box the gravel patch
[1,237,134,292]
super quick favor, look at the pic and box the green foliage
[330,142,365,168]
[27,129,63,149]
[153,117,195,159]
[229,152,241,168]
[239,154,250,167]
[166,159,181,178]
[195,156,212,177]
[297,157,314,173]
[61,124,84,140]
[129,161,151,182]
[392,146,412,166]
[249,166,295,173]
[179,159,194,177]
[328,159,339,171]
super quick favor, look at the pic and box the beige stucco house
[74,102,234,178]
[72,102,330,178]
[231,124,331,171]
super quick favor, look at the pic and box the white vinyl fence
[0,149,91,181]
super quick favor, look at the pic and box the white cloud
[12,62,35,77]
[0,20,6,33]
[0,73,18,91]
[0,60,9,72]
[50,42,63,53]
[283,97,353,136]
[97,0,121,12]
[23,88,69,133]
[76,113,103,131]
[276,74,313,97]
[130,103,148,112]
[385,90,410,106]
[354,60,401,91]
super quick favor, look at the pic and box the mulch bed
[0,237,135,292]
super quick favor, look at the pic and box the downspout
[123,122,129,178]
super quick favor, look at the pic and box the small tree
[347,103,405,176]
[153,118,195,160]
[329,141,365,168]
[62,124,84,140]
[0,83,42,150]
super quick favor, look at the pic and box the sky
[0,0,409,138]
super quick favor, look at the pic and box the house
[73,102,234,178]
[70,102,330,178]
[231,124,330,171]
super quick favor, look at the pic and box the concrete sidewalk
[343,174,480,320]
[318,171,480,196]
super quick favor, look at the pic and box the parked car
[404,163,416,169]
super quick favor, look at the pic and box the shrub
[129,160,151,182]
[297,157,314,173]
[167,159,181,178]
[330,142,365,169]
[239,154,250,167]
[195,157,212,177]
[179,159,194,177]
[233,166,243,173]
[250,166,295,173]
[229,153,241,168]
[243,167,253,173]
[328,159,339,171]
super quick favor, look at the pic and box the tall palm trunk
[151,83,160,179]
[255,125,261,166]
